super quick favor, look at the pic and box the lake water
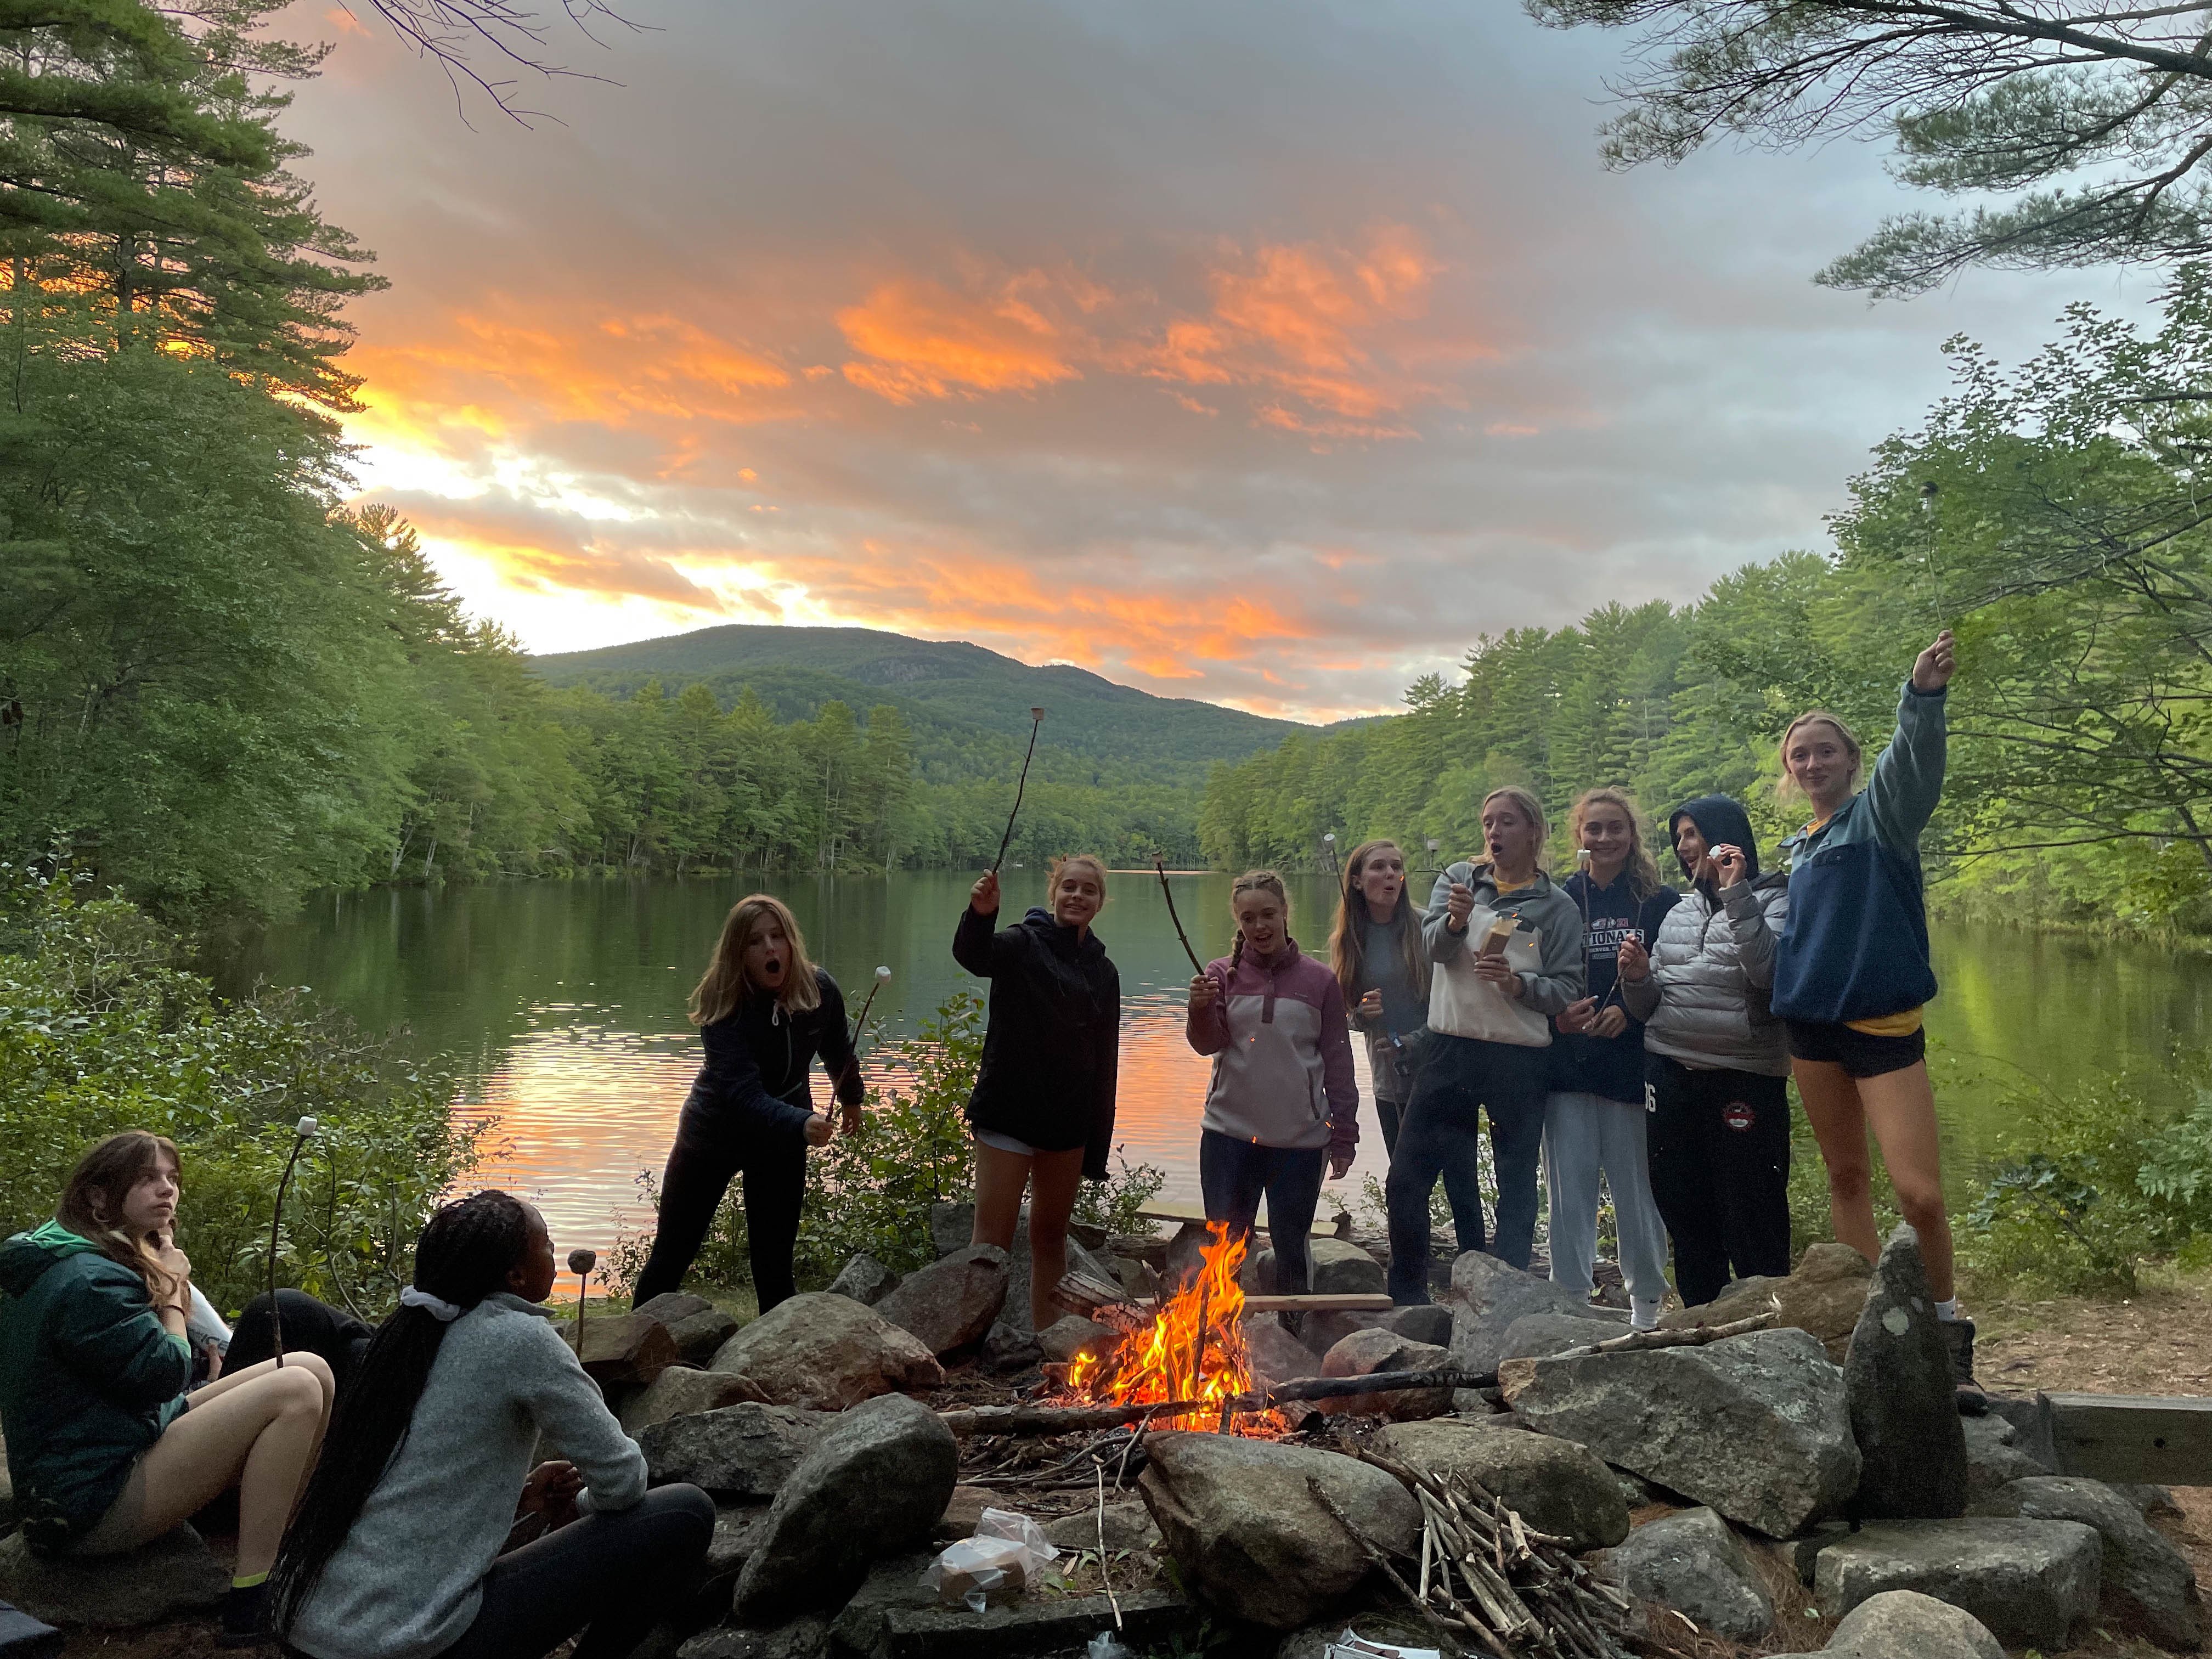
[212,871,2212,1257]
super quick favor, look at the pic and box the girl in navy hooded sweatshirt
[1186,870,1358,1295]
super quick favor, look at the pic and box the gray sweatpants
[1542,1091,1671,1312]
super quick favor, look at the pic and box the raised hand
[1912,628,1957,693]
[1615,938,1651,982]
[970,870,1001,916]
[1710,844,1749,888]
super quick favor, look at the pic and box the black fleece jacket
[693,968,865,1147]
[953,905,1120,1178]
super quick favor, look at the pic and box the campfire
[1062,1223,1286,1434]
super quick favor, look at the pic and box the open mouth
[763,958,783,977]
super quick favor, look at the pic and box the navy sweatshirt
[1550,871,1679,1104]
[692,968,864,1146]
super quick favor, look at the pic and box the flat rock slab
[1844,1227,1965,1520]
[1138,1430,1421,1629]
[1372,1419,1628,1553]
[0,1605,63,1659]
[1043,1500,1159,1553]
[1976,1474,2203,1650]
[1508,1327,1859,1538]
[1961,1411,2049,1500]
[641,1402,830,1498]
[0,1526,225,1627]
[709,1293,943,1410]
[1601,1506,1771,1642]
[1813,1516,2101,1649]
[879,1587,1193,1659]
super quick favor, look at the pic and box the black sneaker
[217,1582,270,1649]
[1938,1317,1989,1416]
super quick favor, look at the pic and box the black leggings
[1645,1057,1793,1307]
[228,1290,374,1394]
[438,1484,715,1659]
[631,1095,807,1311]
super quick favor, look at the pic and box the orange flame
[1063,1222,1284,1433]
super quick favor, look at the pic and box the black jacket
[953,905,1120,1178]
[691,968,865,1148]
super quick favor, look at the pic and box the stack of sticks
[1316,1451,1694,1659]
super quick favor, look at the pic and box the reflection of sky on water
[467,991,1397,1259]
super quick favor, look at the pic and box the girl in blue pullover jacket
[1773,628,1980,1406]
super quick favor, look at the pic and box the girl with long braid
[1187,870,1359,1293]
[273,1190,713,1659]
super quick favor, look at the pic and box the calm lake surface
[213,871,2212,1257]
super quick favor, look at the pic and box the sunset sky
[280,0,2131,721]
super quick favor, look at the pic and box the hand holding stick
[990,707,1046,874]
[1153,853,1205,975]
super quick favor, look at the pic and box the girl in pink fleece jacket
[1186,870,1359,1295]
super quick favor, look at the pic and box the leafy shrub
[608,989,1166,1295]
[0,864,478,1316]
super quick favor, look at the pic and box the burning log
[1051,1269,1392,1325]
[941,1367,1499,1436]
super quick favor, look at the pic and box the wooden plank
[1133,1204,1348,1237]
[2046,1392,2212,1486]
[1239,1293,1394,1313]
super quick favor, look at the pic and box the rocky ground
[12,1229,2212,1659]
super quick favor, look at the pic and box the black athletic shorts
[1784,1018,1926,1080]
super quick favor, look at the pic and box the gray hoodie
[1622,875,1791,1076]
[1422,864,1585,1018]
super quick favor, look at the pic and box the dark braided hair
[270,1190,537,1636]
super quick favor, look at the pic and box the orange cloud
[837,273,1087,402]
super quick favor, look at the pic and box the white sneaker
[1630,1297,1663,1333]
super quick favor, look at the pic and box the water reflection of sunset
[460,987,1392,1259]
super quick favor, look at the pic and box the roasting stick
[990,707,1047,874]
[1153,853,1206,975]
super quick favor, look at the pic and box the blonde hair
[1229,868,1289,970]
[1776,710,1865,804]
[1048,853,1109,900]
[1480,786,1550,870]
[1330,839,1429,1005]
[1568,788,1664,902]
[691,894,822,1026]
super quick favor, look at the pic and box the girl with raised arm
[631,894,866,1313]
[1545,789,1678,1329]
[954,856,1120,1334]
[0,1132,335,1645]
[1771,629,1978,1406]
[1189,871,1359,1294]
[1387,787,1585,1303]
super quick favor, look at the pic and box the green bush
[608,989,1166,1295]
[0,864,478,1316]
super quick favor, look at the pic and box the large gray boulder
[943,1204,1116,1339]
[640,1401,828,1497]
[634,1292,742,1365]
[732,1393,959,1623]
[618,1365,771,1436]
[1507,1328,1859,1538]
[871,1244,1009,1357]
[0,1526,226,1626]
[708,1292,943,1410]
[826,1254,899,1307]
[1823,1589,2005,1659]
[1316,1331,1452,1419]
[1976,1475,2202,1649]
[1309,1238,1388,1296]
[1246,1313,1323,1386]
[1137,1430,1421,1629]
[1499,1311,1617,1362]
[1383,1304,1454,1347]
[1813,1517,2101,1649]
[1447,1251,1612,1376]
[1844,1227,1965,1520]
[1601,1507,1772,1642]
[1372,1419,1628,1552]
[1300,1309,1391,1358]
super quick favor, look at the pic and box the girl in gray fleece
[273,1192,712,1659]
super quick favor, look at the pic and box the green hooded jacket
[0,1220,191,1552]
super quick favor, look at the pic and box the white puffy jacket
[1621,874,1791,1077]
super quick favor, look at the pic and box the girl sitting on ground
[1188,870,1359,1293]
[955,856,1121,1334]
[273,1189,713,1659]
[0,1131,335,1645]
